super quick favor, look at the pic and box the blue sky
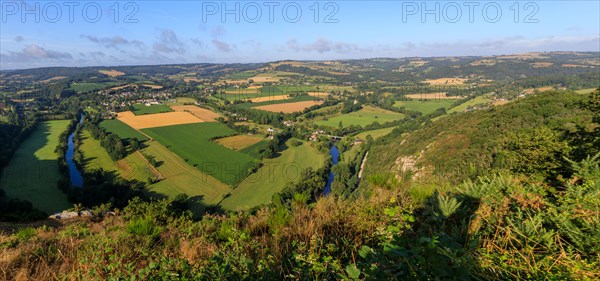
[1,1,599,69]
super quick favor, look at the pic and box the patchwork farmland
[142,123,258,186]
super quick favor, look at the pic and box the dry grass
[253,101,323,113]
[116,111,203,129]
[307,92,330,97]
[98,69,125,77]
[562,64,588,68]
[470,59,497,66]
[530,62,554,68]
[404,92,463,99]
[170,105,223,122]
[214,135,264,150]
[143,84,163,89]
[523,86,554,94]
[248,95,290,103]
[424,78,467,85]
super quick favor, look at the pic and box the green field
[0,120,72,214]
[142,141,231,211]
[316,106,404,128]
[100,119,148,141]
[78,130,154,183]
[220,139,326,211]
[448,95,491,113]
[394,100,456,115]
[575,88,597,94]
[352,127,396,140]
[239,140,270,159]
[71,82,120,93]
[142,123,257,185]
[132,104,173,115]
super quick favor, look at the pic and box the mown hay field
[117,111,203,130]
[170,105,223,122]
[253,100,323,113]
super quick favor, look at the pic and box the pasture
[141,141,232,211]
[448,94,492,113]
[253,100,323,113]
[170,105,223,121]
[0,120,72,214]
[575,88,597,94]
[132,104,173,115]
[215,135,264,150]
[220,139,325,211]
[117,111,203,130]
[71,82,120,93]
[78,130,154,183]
[142,123,258,185]
[316,106,404,128]
[100,119,149,141]
[394,99,456,115]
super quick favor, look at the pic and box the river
[66,115,84,187]
[322,144,340,195]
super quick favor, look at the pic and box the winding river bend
[323,145,340,195]
[66,115,84,187]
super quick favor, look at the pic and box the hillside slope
[363,90,596,185]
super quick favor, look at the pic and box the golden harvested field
[562,64,588,68]
[531,62,554,67]
[307,92,330,97]
[247,75,280,83]
[117,111,203,129]
[424,78,468,85]
[523,86,554,94]
[404,92,463,99]
[170,105,223,122]
[248,95,290,103]
[253,100,323,113]
[215,135,264,150]
[99,69,125,77]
